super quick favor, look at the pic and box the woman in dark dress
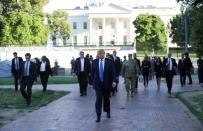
[154,57,163,90]
[197,56,203,87]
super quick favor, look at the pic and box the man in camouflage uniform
[121,54,139,97]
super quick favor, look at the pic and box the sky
[43,0,178,13]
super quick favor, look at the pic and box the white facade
[64,1,180,48]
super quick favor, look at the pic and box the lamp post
[180,3,189,53]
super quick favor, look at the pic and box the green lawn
[0,88,69,127]
[175,91,203,124]
[0,76,78,85]
[0,88,69,110]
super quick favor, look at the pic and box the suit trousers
[20,76,33,101]
[185,71,192,84]
[95,82,110,114]
[143,71,149,86]
[13,72,20,91]
[135,76,139,89]
[77,72,88,95]
[180,71,186,86]
[40,72,49,92]
[166,71,174,94]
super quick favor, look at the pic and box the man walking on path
[163,53,177,96]
[184,53,193,85]
[11,52,23,91]
[75,51,91,96]
[110,50,121,96]
[19,53,36,106]
[133,53,141,92]
[178,54,186,87]
[121,54,139,97]
[91,49,116,122]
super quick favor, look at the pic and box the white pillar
[89,18,93,45]
[129,18,134,45]
[116,18,119,45]
[102,18,106,45]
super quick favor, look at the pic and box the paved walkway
[1,77,203,131]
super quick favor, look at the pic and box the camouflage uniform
[121,59,139,96]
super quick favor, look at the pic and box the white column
[129,18,134,45]
[116,18,119,45]
[89,18,93,45]
[102,18,106,45]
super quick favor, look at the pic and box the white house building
[64,0,180,49]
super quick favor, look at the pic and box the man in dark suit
[178,54,186,87]
[133,53,141,92]
[163,53,177,96]
[11,52,23,91]
[184,53,193,85]
[75,51,90,96]
[91,49,116,122]
[38,56,53,92]
[110,50,121,96]
[19,53,36,106]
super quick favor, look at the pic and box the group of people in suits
[11,52,52,106]
[11,50,198,122]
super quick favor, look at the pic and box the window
[99,23,102,29]
[124,22,127,29]
[123,35,127,45]
[73,36,77,45]
[111,22,115,29]
[84,36,88,45]
[99,36,103,45]
[73,22,77,29]
[83,22,87,29]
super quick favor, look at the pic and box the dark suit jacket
[74,57,90,76]
[19,61,36,84]
[163,58,177,75]
[110,55,121,76]
[38,62,53,76]
[178,59,186,73]
[91,58,116,92]
[11,57,23,75]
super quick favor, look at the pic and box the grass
[175,91,203,124]
[0,88,69,110]
[0,88,69,127]
[0,76,78,85]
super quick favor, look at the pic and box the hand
[18,80,21,84]
[112,82,117,88]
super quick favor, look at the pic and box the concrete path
[0,77,203,131]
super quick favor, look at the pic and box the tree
[47,10,71,45]
[0,0,49,46]
[176,0,203,56]
[133,14,167,52]
[189,8,203,56]
[169,15,185,48]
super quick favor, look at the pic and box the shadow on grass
[175,91,203,124]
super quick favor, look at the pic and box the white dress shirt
[80,58,84,72]
[167,58,173,71]
[40,62,46,72]
[15,58,19,70]
[24,61,30,76]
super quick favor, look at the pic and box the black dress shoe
[107,112,111,118]
[96,115,101,122]
[26,98,31,106]
[80,94,83,96]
